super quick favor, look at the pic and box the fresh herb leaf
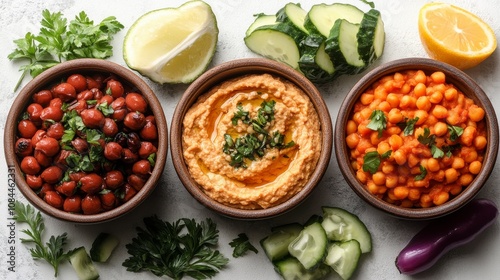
[448,125,464,142]
[431,145,444,158]
[123,216,229,279]
[417,127,435,146]
[13,201,69,277]
[147,153,156,167]
[231,103,251,125]
[366,110,387,138]
[229,233,258,258]
[86,129,102,145]
[363,150,391,174]
[7,9,123,91]
[415,165,427,181]
[403,117,419,136]
[96,101,114,117]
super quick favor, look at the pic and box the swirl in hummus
[182,74,321,209]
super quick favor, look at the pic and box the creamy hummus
[182,74,321,209]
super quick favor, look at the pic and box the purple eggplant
[395,198,498,275]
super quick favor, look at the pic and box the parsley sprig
[223,100,295,168]
[366,110,387,138]
[13,201,69,277]
[415,165,427,181]
[8,9,123,91]
[123,216,229,280]
[229,233,258,258]
[418,127,444,158]
[362,150,392,174]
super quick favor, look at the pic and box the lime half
[123,0,219,84]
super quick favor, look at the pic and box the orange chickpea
[445,168,459,183]
[426,158,440,172]
[468,161,482,175]
[433,122,448,136]
[414,70,427,84]
[431,71,446,84]
[460,126,477,146]
[393,186,409,200]
[360,93,374,105]
[474,136,487,150]
[400,95,416,109]
[372,172,386,185]
[429,91,443,104]
[388,134,403,150]
[346,133,360,149]
[431,105,448,119]
[433,191,449,205]
[459,173,474,186]
[444,88,458,101]
[468,106,485,122]
[386,93,400,108]
[414,83,427,97]
[387,108,404,124]
[346,120,357,135]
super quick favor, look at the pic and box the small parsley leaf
[414,165,427,181]
[366,110,387,138]
[448,125,464,142]
[229,233,258,258]
[403,117,419,136]
[363,150,391,174]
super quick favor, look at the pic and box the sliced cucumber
[288,222,327,270]
[244,23,306,69]
[90,232,119,262]
[321,207,372,253]
[276,3,309,34]
[304,3,365,37]
[325,19,366,75]
[261,223,303,262]
[324,240,362,280]
[245,14,277,36]
[68,247,100,280]
[299,34,337,83]
[357,9,385,64]
[275,257,332,280]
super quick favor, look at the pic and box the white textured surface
[1,0,499,279]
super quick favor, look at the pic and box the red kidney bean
[18,119,38,138]
[140,122,158,141]
[40,166,63,184]
[44,191,64,209]
[86,75,102,89]
[71,137,89,154]
[114,132,128,147]
[127,132,141,152]
[52,82,76,102]
[68,171,86,182]
[128,174,146,191]
[40,106,63,122]
[15,138,33,157]
[55,181,77,197]
[38,183,55,199]
[49,97,63,108]
[138,141,157,158]
[46,122,64,140]
[67,74,87,92]
[105,170,125,190]
[67,99,88,113]
[34,150,52,167]
[80,173,104,194]
[100,191,117,211]
[54,150,75,167]
[77,89,94,101]
[125,93,148,113]
[26,175,43,189]
[63,196,82,213]
[102,118,119,137]
[27,103,43,123]
[31,129,46,146]
[106,79,124,99]
[80,108,105,128]
[91,87,104,100]
[35,137,60,157]
[124,111,146,130]
[122,148,139,164]
[122,184,137,203]
[81,194,102,214]
[20,156,40,175]
[132,160,151,176]
[33,90,53,106]
[104,142,123,161]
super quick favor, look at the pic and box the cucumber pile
[244,2,385,83]
[260,207,372,280]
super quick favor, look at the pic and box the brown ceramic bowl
[335,58,498,219]
[171,58,333,219]
[4,59,168,223]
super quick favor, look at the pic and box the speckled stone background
[1,1,499,279]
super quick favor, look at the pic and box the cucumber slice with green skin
[68,247,100,280]
[245,23,306,69]
[321,207,372,253]
[304,3,365,37]
[245,14,277,37]
[261,223,303,262]
[325,19,366,75]
[299,34,337,83]
[357,9,385,64]
[90,232,119,262]
[288,222,328,270]
[275,257,332,280]
[276,3,309,34]
[324,240,362,280]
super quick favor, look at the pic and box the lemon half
[123,0,218,83]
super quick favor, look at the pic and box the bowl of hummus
[171,58,333,219]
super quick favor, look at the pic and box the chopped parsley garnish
[414,165,427,181]
[223,100,294,168]
[362,150,392,174]
[448,125,464,142]
[366,109,387,138]
[418,127,444,158]
[402,117,419,136]
[96,101,114,117]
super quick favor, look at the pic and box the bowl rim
[335,57,499,219]
[170,58,333,219]
[4,58,168,223]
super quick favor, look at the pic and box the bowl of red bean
[335,58,498,220]
[4,58,167,223]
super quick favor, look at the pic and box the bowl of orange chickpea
[4,59,168,223]
[335,58,498,219]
